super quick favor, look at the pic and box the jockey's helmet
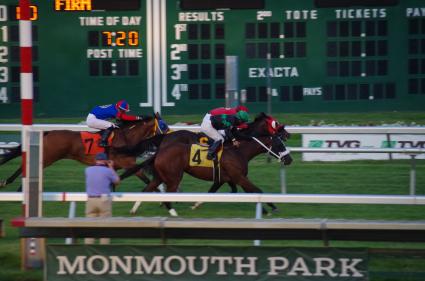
[236,110,250,122]
[236,105,248,112]
[116,100,130,112]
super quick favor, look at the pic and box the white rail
[1,192,425,204]
[1,124,425,134]
[289,147,425,154]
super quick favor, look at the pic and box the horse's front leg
[135,170,151,185]
[129,176,160,215]
[191,181,224,210]
[233,176,278,215]
[0,166,22,188]
[139,177,178,217]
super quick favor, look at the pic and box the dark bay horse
[0,115,162,188]
[122,113,293,215]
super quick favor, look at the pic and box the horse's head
[244,112,292,165]
[244,112,290,139]
[270,134,293,165]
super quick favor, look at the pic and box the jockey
[86,100,142,147]
[200,106,250,160]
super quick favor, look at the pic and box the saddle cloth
[189,144,223,168]
[80,131,114,155]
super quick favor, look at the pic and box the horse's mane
[117,115,154,129]
[236,112,270,138]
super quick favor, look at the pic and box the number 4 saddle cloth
[189,144,223,168]
[80,131,114,155]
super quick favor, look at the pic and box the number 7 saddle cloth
[80,131,114,155]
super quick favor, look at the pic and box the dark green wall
[0,0,424,118]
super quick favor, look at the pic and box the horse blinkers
[271,135,293,165]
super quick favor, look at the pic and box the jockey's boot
[99,126,114,147]
[207,140,222,160]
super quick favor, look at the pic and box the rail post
[410,155,417,196]
[280,162,287,194]
[254,202,262,246]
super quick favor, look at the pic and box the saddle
[196,132,213,146]
[80,131,114,155]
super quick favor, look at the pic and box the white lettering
[234,257,258,276]
[303,87,322,96]
[285,10,318,20]
[174,24,187,40]
[109,256,133,275]
[86,49,113,58]
[170,44,187,60]
[79,16,104,26]
[122,16,142,26]
[186,256,209,275]
[164,255,187,275]
[57,256,87,275]
[406,7,425,17]
[87,255,109,275]
[134,256,164,274]
[0,5,7,21]
[179,12,224,22]
[118,49,143,58]
[0,87,7,104]
[313,257,338,277]
[211,257,233,275]
[268,257,289,275]
[248,67,299,78]
[287,257,312,276]
[339,258,364,277]
[335,8,386,19]
[0,46,8,63]
[257,11,272,20]
[106,16,119,26]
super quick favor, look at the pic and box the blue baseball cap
[95,153,108,160]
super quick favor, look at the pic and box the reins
[251,136,290,162]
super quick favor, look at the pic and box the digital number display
[102,31,140,47]
[16,6,38,21]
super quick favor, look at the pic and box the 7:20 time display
[102,31,139,47]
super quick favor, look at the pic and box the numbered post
[225,56,239,108]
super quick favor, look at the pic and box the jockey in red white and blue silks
[86,100,141,147]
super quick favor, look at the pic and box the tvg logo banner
[308,140,324,148]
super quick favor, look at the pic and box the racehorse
[0,114,163,188]
[122,113,293,215]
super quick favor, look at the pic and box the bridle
[251,135,290,162]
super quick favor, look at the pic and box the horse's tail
[120,155,156,181]
[0,144,22,166]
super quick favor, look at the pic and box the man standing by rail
[85,152,120,244]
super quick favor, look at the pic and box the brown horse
[0,115,163,188]
[122,113,293,215]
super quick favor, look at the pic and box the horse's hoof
[271,208,279,213]
[0,180,6,188]
[169,209,178,217]
[191,202,203,210]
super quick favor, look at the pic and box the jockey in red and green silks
[200,105,250,160]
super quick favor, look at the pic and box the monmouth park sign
[46,245,368,281]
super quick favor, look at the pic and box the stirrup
[206,153,216,160]
[98,140,108,147]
